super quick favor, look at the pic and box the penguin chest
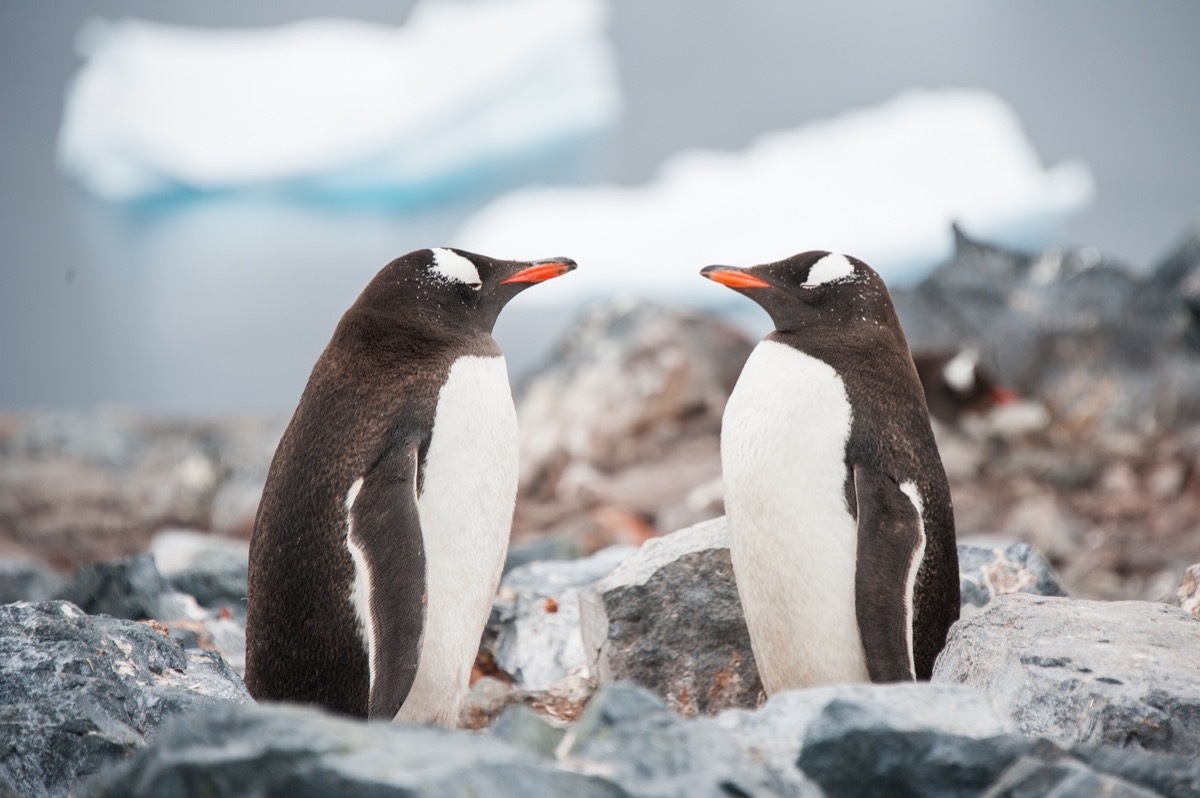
[721,339,869,691]
[398,354,518,724]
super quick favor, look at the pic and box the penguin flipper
[348,436,426,720]
[852,463,925,682]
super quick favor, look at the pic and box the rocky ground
[1,224,1199,796]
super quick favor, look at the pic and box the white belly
[721,339,869,693]
[395,354,518,726]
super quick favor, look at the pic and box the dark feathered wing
[347,436,426,719]
[853,463,925,682]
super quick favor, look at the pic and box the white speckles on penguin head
[429,248,482,289]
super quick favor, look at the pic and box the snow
[56,0,619,202]
[453,89,1094,300]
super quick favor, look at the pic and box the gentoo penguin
[912,349,1020,424]
[245,248,575,724]
[701,251,959,691]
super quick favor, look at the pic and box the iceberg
[453,89,1094,301]
[57,0,620,202]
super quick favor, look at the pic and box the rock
[1067,744,1200,798]
[0,412,282,568]
[990,490,1085,563]
[160,614,247,677]
[492,545,635,693]
[0,555,65,604]
[714,681,1195,798]
[0,413,222,566]
[56,553,170,620]
[162,548,247,612]
[503,535,585,575]
[516,300,752,498]
[894,227,1200,431]
[557,682,814,797]
[580,517,762,716]
[1168,563,1200,619]
[488,704,566,758]
[55,547,249,675]
[715,681,1014,785]
[982,754,1162,798]
[78,702,626,798]
[957,540,1068,614]
[0,601,250,798]
[933,593,1200,755]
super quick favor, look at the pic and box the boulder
[515,300,751,497]
[492,545,635,692]
[715,681,1199,798]
[577,517,1070,716]
[557,682,817,797]
[893,227,1200,431]
[933,593,1200,755]
[0,413,222,565]
[0,601,250,798]
[715,681,1013,786]
[160,547,248,612]
[0,555,65,604]
[56,553,171,620]
[580,517,763,716]
[957,539,1068,614]
[0,412,282,567]
[77,702,627,798]
[1167,563,1200,620]
[55,549,248,676]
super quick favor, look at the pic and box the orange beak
[700,266,772,289]
[500,259,577,285]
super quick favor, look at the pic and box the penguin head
[356,248,576,333]
[700,250,893,333]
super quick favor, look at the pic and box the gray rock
[759,682,1193,798]
[504,535,585,575]
[160,614,247,677]
[894,227,1200,431]
[958,540,1068,613]
[53,547,248,675]
[715,681,1012,788]
[933,593,1200,755]
[0,414,223,565]
[798,707,1041,798]
[489,704,567,758]
[1167,562,1200,619]
[493,545,635,692]
[163,548,248,611]
[580,517,762,716]
[558,682,816,797]
[0,601,250,798]
[516,300,752,498]
[0,556,65,604]
[57,553,170,620]
[983,755,1161,798]
[78,702,628,798]
[1068,744,1200,798]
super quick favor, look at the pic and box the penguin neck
[336,306,500,366]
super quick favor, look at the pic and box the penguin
[700,251,959,692]
[912,349,1020,424]
[244,247,576,725]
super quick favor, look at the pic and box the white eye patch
[802,253,855,287]
[431,248,482,288]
